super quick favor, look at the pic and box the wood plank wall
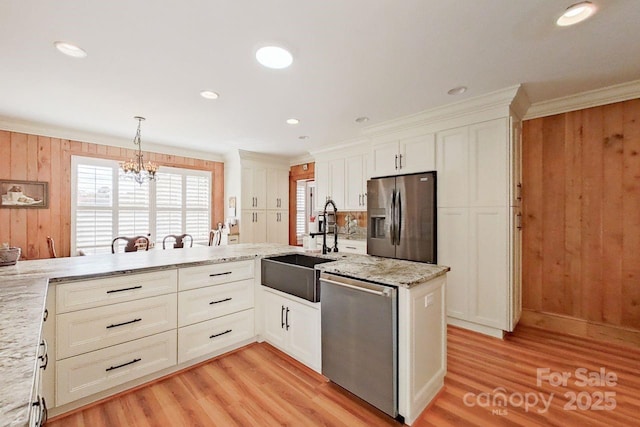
[289,162,314,246]
[522,98,640,331]
[0,130,224,260]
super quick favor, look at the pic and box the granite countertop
[0,243,449,426]
[0,244,300,283]
[0,277,48,427]
[316,254,449,288]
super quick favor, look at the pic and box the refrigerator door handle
[396,191,402,245]
[390,190,396,245]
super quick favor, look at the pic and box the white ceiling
[0,0,639,159]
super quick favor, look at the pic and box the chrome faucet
[310,199,338,254]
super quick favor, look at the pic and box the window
[72,156,211,255]
[295,180,314,245]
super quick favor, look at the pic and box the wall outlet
[425,293,435,308]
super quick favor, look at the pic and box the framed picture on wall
[0,180,49,209]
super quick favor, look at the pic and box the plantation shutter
[74,161,115,255]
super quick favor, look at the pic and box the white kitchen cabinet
[56,293,177,359]
[238,156,289,243]
[241,165,267,210]
[436,127,469,208]
[314,160,329,211]
[177,260,254,291]
[371,133,435,178]
[266,210,289,244]
[261,288,321,372]
[339,239,367,254]
[328,158,345,208]
[437,119,508,208]
[314,158,345,211]
[178,309,254,364]
[344,153,369,210]
[177,263,257,364]
[56,330,177,405]
[468,119,509,207]
[437,207,469,320]
[266,169,289,210]
[178,278,254,327]
[436,116,520,336]
[241,210,267,243]
[56,269,177,313]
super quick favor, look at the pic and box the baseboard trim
[519,309,640,349]
[447,317,505,339]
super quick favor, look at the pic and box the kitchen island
[0,244,448,426]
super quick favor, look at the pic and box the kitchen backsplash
[337,211,367,238]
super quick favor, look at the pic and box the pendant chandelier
[120,116,158,184]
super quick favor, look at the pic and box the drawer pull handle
[209,297,232,305]
[346,246,357,250]
[209,271,232,277]
[106,358,141,372]
[106,318,142,329]
[39,339,48,370]
[210,329,232,339]
[106,285,142,294]
[43,308,48,322]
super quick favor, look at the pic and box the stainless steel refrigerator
[367,171,436,263]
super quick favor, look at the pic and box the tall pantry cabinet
[225,150,290,244]
[363,85,528,338]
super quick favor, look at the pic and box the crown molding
[237,149,290,166]
[308,137,370,156]
[362,84,526,137]
[289,153,315,166]
[0,115,225,162]
[524,79,640,120]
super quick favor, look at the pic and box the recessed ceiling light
[53,41,87,58]
[557,2,597,26]
[256,46,293,69]
[355,116,369,123]
[298,136,309,140]
[447,86,467,95]
[286,118,300,125]
[200,90,219,100]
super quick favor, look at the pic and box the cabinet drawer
[178,309,254,364]
[178,260,254,291]
[340,240,367,254]
[57,270,178,313]
[56,330,177,406]
[57,294,177,359]
[178,279,254,327]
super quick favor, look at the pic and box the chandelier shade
[120,116,158,184]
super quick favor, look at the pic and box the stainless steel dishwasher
[320,272,398,419]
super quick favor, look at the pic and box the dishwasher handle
[320,277,394,297]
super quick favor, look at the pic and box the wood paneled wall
[522,98,640,331]
[0,130,224,260]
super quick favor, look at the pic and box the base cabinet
[262,288,321,372]
[178,309,254,364]
[56,330,177,405]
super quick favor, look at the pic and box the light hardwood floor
[47,326,640,426]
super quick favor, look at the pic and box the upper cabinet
[241,165,267,210]
[266,169,289,210]
[371,133,435,178]
[344,153,369,210]
[436,118,509,208]
[226,150,290,244]
[312,142,369,212]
